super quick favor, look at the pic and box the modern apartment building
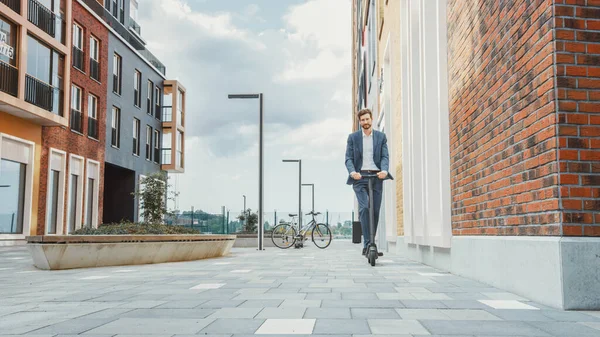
[79,0,185,224]
[0,0,186,244]
[0,0,73,244]
[352,0,600,309]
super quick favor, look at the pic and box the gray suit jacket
[345,130,394,185]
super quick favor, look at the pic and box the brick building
[352,0,600,309]
[37,0,108,235]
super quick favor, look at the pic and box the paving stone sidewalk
[0,240,599,336]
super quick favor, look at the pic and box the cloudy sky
[137,0,354,219]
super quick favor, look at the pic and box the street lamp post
[302,183,315,212]
[282,159,302,232]
[228,93,264,250]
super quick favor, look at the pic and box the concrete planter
[233,233,277,248]
[26,234,236,270]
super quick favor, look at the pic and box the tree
[132,171,177,224]
[236,208,257,233]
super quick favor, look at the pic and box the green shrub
[73,222,201,235]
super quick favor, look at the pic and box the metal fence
[164,209,355,237]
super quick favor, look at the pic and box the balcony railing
[88,117,98,139]
[129,19,141,35]
[70,109,82,133]
[1,0,20,13]
[28,0,56,38]
[25,75,54,112]
[0,61,18,97]
[162,106,172,122]
[72,46,84,71]
[90,58,99,81]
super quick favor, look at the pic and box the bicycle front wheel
[311,223,332,249]
[272,224,296,249]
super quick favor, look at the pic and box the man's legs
[352,181,370,249]
[372,178,383,237]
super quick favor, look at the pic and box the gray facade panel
[105,31,163,176]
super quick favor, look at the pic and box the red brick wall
[448,0,562,236]
[555,0,600,236]
[37,1,109,234]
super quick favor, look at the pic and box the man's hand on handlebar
[377,171,388,179]
[351,172,362,180]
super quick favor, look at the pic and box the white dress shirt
[361,130,379,171]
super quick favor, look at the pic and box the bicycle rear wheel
[311,223,332,249]
[272,224,296,249]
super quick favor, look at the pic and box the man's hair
[357,108,372,120]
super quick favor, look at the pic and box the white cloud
[276,0,351,82]
[139,0,354,215]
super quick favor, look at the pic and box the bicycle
[271,211,332,249]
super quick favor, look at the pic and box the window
[111,0,118,17]
[67,155,84,234]
[0,16,17,68]
[0,159,26,234]
[154,86,161,119]
[130,0,138,21]
[111,106,120,147]
[153,130,160,164]
[177,89,184,126]
[46,149,66,235]
[89,36,100,81]
[147,80,153,115]
[134,70,141,107]
[0,134,34,237]
[145,125,152,160]
[72,23,83,71]
[113,53,121,94]
[88,94,98,139]
[84,160,99,228]
[70,85,82,132]
[133,118,140,156]
[177,131,183,168]
[119,0,124,24]
[162,131,172,165]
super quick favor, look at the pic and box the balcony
[162,106,172,122]
[70,109,82,133]
[0,61,18,97]
[72,46,84,71]
[90,58,100,81]
[88,117,98,139]
[25,75,54,112]
[1,0,20,13]
[28,0,56,38]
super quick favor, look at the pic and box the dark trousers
[352,176,383,249]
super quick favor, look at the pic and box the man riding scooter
[344,108,393,259]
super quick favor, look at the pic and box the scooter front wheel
[368,250,376,266]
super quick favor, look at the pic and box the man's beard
[362,124,371,129]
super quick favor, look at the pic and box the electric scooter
[361,173,383,266]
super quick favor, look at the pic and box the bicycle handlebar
[306,211,322,216]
